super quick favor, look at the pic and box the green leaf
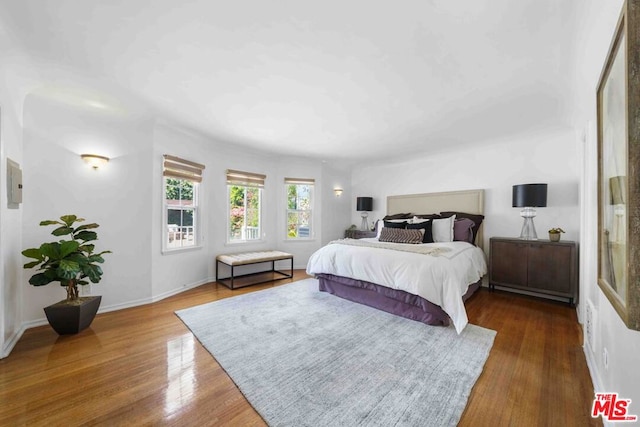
[40,259,59,270]
[23,260,41,269]
[57,259,80,279]
[40,220,62,226]
[28,273,54,286]
[74,223,99,232]
[83,264,103,283]
[95,250,112,256]
[22,248,43,260]
[59,259,80,272]
[78,244,95,254]
[60,215,83,226]
[39,242,61,260]
[44,269,59,280]
[52,226,74,236]
[88,254,105,263]
[66,252,88,264]
[78,280,89,286]
[75,231,97,242]
[59,240,80,258]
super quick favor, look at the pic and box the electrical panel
[7,158,22,208]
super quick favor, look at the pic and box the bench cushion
[216,250,293,266]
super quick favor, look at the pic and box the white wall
[351,126,581,252]
[320,162,352,245]
[572,0,640,412]
[0,40,43,357]
[22,93,155,321]
[0,81,25,357]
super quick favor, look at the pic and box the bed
[306,189,487,333]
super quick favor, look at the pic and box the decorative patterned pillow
[377,220,408,238]
[407,220,434,243]
[379,227,425,244]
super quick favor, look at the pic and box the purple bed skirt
[317,274,481,327]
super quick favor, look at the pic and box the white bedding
[306,239,487,333]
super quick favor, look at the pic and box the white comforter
[306,239,487,333]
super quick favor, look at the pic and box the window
[163,155,205,251]
[227,169,265,242]
[285,177,314,239]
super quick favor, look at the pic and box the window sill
[162,245,203,255]
[283,238,316,243]
[225,239,266,246]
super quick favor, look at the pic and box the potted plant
[22,215,111,335]
[548,227,565,242]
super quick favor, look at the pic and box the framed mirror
[597,0,640,330]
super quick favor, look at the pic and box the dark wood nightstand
[489,237,578,305]
[344,229,377,239]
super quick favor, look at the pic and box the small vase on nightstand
[548,227,564,242]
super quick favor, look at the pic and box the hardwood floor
[0,271,600,426]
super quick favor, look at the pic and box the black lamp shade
[512,184,547,207]
[356,197,373,211]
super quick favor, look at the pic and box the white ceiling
[1,0,578,161]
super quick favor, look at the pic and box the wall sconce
[81,154,109,170]
[334,187,343,197]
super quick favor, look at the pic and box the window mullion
[246,189,249,241]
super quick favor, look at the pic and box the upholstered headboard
[387,189,485,249]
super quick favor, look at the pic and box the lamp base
[612,205,625,243]
[519,208,538,240]
[360,212,369,231]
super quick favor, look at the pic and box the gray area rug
[176,278,496,427]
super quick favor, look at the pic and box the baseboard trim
[584,344,602,390]
[93,276,215,313]
[150,277,214,303]
[583,343,611,425]
[582,342,610,412]
[1,324,27,359]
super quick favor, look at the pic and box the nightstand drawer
[345,230,377,239]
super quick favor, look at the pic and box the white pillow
[432,215,456,242]
[376,220,383,238]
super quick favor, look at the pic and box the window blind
[284,177,315,185]
[226,169,266,188]
[163,155,205,183]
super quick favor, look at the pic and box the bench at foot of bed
[215,250,294,289]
